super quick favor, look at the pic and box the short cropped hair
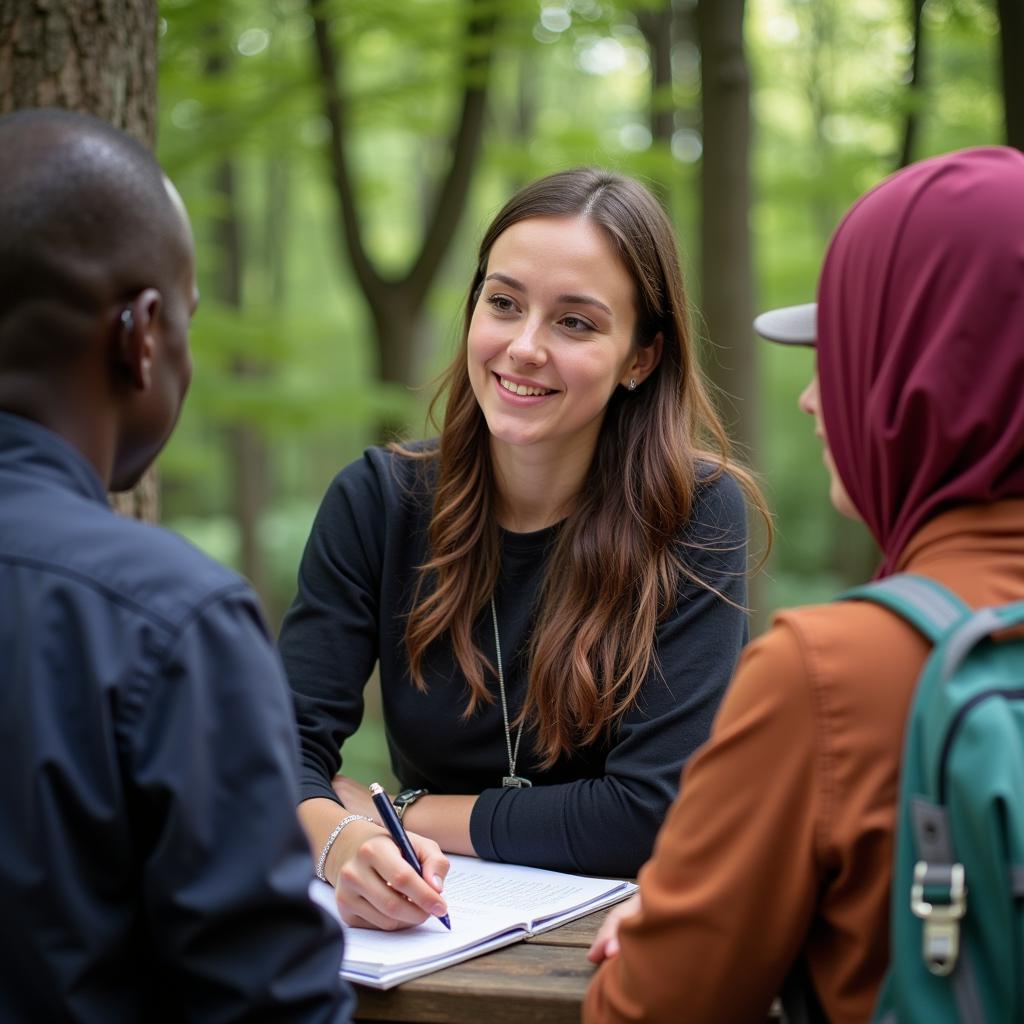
[0,109,185,370]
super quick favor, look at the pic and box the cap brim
[753,302,817,346]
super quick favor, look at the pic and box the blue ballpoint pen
[369,782,452,930]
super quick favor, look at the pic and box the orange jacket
[584,501,1024,1024]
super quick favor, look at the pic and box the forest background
[2,0,1016,785]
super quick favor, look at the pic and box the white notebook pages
[309,854,637,990]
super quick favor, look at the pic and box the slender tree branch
[308,0,497,398]
[407,0,497,302]
[309,0,496,309]
[308,0,384,305]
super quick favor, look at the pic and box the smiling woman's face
[467,215,640,464]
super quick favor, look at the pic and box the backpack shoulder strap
[837,573,972,645]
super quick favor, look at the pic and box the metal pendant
[502,775,532,788]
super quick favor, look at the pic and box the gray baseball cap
[752,302,816,345]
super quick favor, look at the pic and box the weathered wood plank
[354,944,596,1024]
[524,907,611,947]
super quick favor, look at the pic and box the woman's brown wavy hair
[394,168,770,768]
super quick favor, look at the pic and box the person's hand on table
[587,893,642,963]
[326,775,450,931]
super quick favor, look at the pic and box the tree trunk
[897,0,926,169]
[0,0,160,522]
[996,0,1024,150]
[203,42,275,615]
[0,0,156,134]
[800,1,841,245]
[505,47,537,196]
[795,1,880,587]
[695,0,756,456]
[638,1,675,203]
[210,156,275,615]
[695,0,766,622]
[229,416,273,614]
[264,159,291,306]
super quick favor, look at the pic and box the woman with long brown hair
[280,168,769,930]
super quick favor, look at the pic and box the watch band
[393,787,429,822]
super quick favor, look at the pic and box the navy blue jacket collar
[0,410,109,506]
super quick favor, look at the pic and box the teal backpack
[839,573,1024,1023]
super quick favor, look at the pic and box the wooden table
[353,906,785,1024]
[353,906,610,1024]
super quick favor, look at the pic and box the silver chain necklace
[490,596,531,788]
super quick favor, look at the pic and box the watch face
[395,788,426,807]
[394,788,427,821]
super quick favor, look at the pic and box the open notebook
[309,855,636,989]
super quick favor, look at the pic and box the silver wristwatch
[393,787,429,822]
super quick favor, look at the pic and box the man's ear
[623,331,664,388]
[116,288,162,390]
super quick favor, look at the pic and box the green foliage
[157,0,1008,638]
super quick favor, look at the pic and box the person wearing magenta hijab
[583,146,1024,1024]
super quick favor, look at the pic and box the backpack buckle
[910,861,967,976]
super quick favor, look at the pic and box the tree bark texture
[695,0,757,460]
[0,0,160,522]
[996,0,1024,151]
[309,0,497,406]
[0,0,156,136]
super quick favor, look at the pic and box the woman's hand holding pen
[328,819,450,930]
[320,781,450,931]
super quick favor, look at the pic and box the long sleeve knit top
[279,446,749,877]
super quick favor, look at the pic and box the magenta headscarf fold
[816,146,1024,576]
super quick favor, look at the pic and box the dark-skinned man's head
[0,108,197,491]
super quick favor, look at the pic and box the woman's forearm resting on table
[401,794,478,857]
[331,774,479,858]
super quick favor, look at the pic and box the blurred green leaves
[156,0,1008,625]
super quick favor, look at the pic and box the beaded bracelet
[315,814,374,882]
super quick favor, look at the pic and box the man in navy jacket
[0,108,353,1023]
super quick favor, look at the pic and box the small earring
[628,378,638,391]
[120,308,135,332]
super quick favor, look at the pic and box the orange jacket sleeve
[584,621,821,1024]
